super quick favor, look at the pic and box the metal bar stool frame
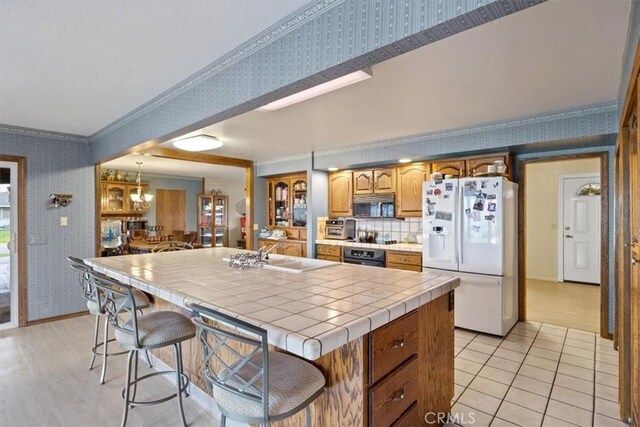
[92,271,192,427]
[188,302,325,427]
[151,241,193,253]
[68,256,133,384]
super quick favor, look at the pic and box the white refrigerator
[422,177,518,336]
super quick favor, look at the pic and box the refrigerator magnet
[464,181,477,194]
[465,208,472,218]
[485,214,495,221]
[481,180,489,189]
[488,202,497,212]
[435,211,453,221]
[472,198,484,211]
[487,194,497,200]
[472,211,481,222]
[425,190,433,195]
[471,225,481,232]
[434,188,442,196]
[445,183,453,191]
[443,194,450,199]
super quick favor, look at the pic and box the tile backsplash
[352,218,422,244]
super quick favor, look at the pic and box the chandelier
[130,162,153,210]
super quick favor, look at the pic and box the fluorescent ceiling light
[173,135,223,152]
[327,167,339,171]
[398,158,412,163]
[257,69,372,112]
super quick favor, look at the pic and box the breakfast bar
[86,248,459,426]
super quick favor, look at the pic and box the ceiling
[0,0,311,135]
[163,0,630,162]
[102,154,246,181]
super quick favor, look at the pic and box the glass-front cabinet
[197,194,228,247]
[267,174,307,229]
[104,184,127,213]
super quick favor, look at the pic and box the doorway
[0,162,19,329]
[520,154,608,334]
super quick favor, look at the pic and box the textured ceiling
[0,0,311,135]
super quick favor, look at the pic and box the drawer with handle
[369,357,419,427]
[386,251,422,267]
[369,310,418,384]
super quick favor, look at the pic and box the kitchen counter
[86,247,455,360]
[316,238,423,252]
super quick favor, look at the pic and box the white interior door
[560,174,601,284]
[0,162,18,330]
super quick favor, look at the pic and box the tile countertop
[85,248,457,361]
[316,239,423,252]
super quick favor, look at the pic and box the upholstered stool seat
[188,302,326,427]
[115,311,195,350]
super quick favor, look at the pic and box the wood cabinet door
[431,159,466,178]
[353,170,374,194]
[397,163,429,217]
[104,184,127,213]
[374,168,396,193]
[329,172,353,217]
[280,241,305,258]
[466,153,510,178]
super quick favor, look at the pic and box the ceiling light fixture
[130,162,153,210]
[172,135,223,152]
[327,167,339,172]
[398,158,412,163]
[257,69,373,112]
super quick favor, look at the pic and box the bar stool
[151,241,193,252]
[91,271,196,427]
[188,302,326,427]
[67,256,151,384]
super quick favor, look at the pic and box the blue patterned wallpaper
[88,0,545,163]
[0,128,94,322]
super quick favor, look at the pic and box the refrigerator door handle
[456,183,462,266]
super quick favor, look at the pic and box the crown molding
[90,0,343,141]
[0,123,89,143]
[314,101,618,157]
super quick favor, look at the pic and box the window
[0,207,9,219]
[576,183,601,196]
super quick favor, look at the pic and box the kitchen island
[86,248,459,426]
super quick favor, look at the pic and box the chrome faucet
[256,243,278,264]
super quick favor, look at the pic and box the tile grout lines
[452,322,624,427]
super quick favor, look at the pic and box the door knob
[565,235,574,238]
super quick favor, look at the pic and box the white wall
[204,169,246,247]
[525,158,600,281]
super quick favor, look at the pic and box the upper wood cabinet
[396,163,430,217]
[431,159,466,178]
[466,153,513,179]
[354,168,396,194]
[266,174,307,230]
[432,153,513,180]
[329,171,353,217]
[101,181,149,214]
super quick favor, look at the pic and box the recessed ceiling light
[328,167,339,171]
[398,158,412,163]
[257,69,372,112]
[172,135,223,152]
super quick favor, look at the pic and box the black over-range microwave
[353,194,395,218]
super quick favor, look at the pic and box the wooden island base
[148,292,454,427]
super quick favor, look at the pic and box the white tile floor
[450,321,628,427]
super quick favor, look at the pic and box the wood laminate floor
[526,279,600,333]
[0,315,218,427]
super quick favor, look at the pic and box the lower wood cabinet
[315,244,342,262]
[257,239,306,258]
[386,251,422,272]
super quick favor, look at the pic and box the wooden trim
[245,164,254,250]
[620,39,640,128]
[518,152,610,338]
[143,147,252,168]
[0,155,28,326]
[94,165,102,256]
[26,310,89,326]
